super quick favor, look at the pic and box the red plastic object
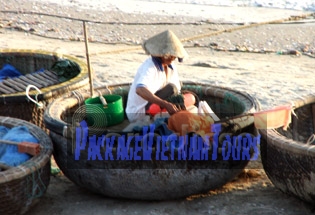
[147,103,167,116]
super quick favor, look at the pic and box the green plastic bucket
[84,94,124,127]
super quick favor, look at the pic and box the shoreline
[29,0,315,21]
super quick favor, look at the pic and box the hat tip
[143,29,188,60]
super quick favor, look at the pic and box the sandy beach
[1,0,315,214]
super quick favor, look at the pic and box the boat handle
[25,85,44,108]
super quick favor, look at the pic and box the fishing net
[51,59,81,82]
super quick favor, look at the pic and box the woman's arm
[136,87,179,115]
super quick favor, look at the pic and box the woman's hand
[161,101,179,115]
[136,87,180,115]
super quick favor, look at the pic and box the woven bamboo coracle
[0,116,53,215]
[44,82,261,200]
[0,49,89,130]
[260,95,315,204]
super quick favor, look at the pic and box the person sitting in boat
[126,30,189,122]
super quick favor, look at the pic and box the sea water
[141,0,315,11]
[34,0,315,12]
[31,0,315,24]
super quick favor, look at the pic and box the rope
[1,10,313,27]
[181,13,314,42]
[306,134,315,145]
[72,90,84,107]
[20,160,48,199]
[0,10,203,25]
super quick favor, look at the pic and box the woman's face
[161,56,176,65]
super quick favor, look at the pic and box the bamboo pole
[0,140,40,156]
[83,21,94,98]
[312,104,315,134]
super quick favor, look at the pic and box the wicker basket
[44,82,261,200]
[0,116,53,215]
[0,49,89,130]
[260,95,315,204]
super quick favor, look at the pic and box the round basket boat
[44,82,260,200]
[0,116,53,215]
[0,49,89,130]
[260,95,315,204]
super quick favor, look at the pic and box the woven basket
[0,116,53,215]
[44,82,260,200]
[0,49,89,130]
[260,95,315,204]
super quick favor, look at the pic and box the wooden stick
[83,21,94,98]
[312,104,315,134]
[0,140,40,156]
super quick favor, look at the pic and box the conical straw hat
[143,30,188,60]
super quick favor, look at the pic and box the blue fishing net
[0,64,22,81]
[0,126,39,167]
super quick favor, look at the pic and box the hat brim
[143,30,188,60]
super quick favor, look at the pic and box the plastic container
[84,94,124,127]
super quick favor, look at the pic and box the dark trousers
[145,83,178,110]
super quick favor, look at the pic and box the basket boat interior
[0,49,88,99]
[46,82,260,167]
[61,82,258,135]
[260,95,315,204]
[276,99,315,144]
[0,52,59,95]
